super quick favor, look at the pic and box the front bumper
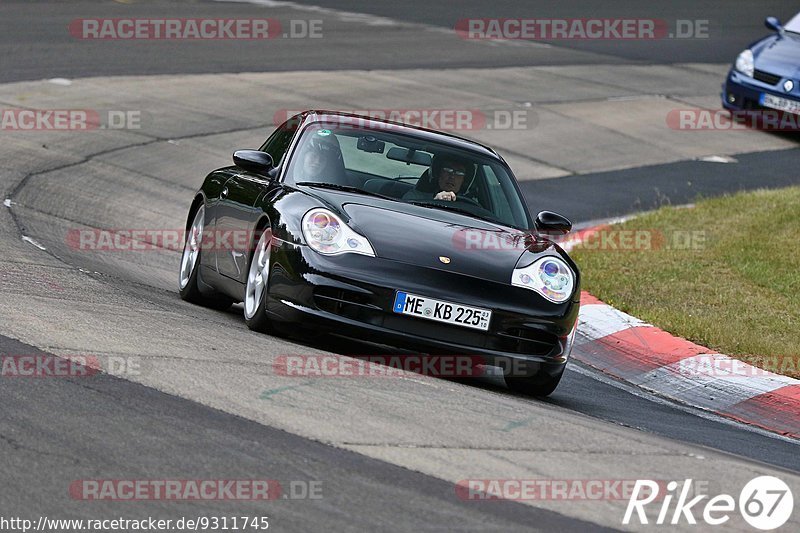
[722,69,800,112]
[264,242,579,374]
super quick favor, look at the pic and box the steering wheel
[456,195,482,208]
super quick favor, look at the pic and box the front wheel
[505,365,565,397]
[178,205,233,310]
[244,228,275,333]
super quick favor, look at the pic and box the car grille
[313,287,382,324]
[312,287,562,358]
[754,69,782,85]
[495,327,560,356]
[379,315,558,357]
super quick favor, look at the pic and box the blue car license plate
[760,93,800,115]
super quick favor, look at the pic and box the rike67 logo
[624,476,793,530]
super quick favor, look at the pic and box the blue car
[723,13,800,116]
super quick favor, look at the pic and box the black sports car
[179,111,580,395]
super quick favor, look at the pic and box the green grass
[571,187,800,378]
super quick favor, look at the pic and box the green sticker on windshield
[317,129,332,136]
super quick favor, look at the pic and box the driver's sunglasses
[441,167,466,177]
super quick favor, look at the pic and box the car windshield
[784,12,800,34]
[284,122,531,229]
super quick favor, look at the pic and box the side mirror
[534,210,572,235]
[765,16,783,33]
[233,150,274,176]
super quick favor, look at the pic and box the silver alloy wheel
[179,205,205,289]
[245,229,271,319]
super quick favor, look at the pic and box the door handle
[221,186,229,198]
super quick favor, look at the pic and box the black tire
[178,205,233,311]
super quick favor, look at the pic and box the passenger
[403,154,473,202]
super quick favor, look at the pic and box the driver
[295,129,345,182]
[404,155,473,202]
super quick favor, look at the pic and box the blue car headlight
[512,256,575,303]
[735,49,754,78]
[301,208,375,256]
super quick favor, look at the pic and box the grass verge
[571,186,799,378]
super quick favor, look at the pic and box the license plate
[760,93,800,115]
[392,291,491,331]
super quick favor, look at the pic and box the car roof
[294,110,504,162]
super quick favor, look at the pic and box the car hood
[340,200,532,283]
[753,33,800,76]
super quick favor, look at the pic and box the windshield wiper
[295,181,395,201]
[408,201,505,226]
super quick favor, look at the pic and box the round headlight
[312,212,332,228]
[543,261,559,277]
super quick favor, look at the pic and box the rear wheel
[505,366,565,397]
[244,228,275,333]
[178,205,233,310]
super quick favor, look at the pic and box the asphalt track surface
[523,146,800,222]
[1,0,798,82]
[1,0,800,531]
[0,335,610,532]
[287,0,800,64]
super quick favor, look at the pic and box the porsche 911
[179,111,580,395]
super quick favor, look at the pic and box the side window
[483,165,514,223]
[259,121,297,167]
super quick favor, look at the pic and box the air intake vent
[754,69,781,85]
